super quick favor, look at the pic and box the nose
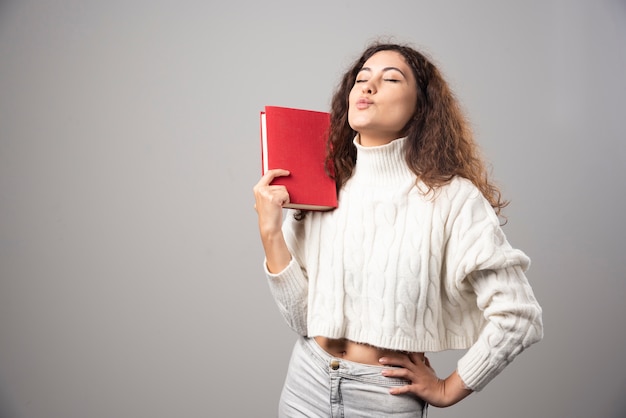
[361,81,375,95]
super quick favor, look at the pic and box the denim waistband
[299,336,410,386]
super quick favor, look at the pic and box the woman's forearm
[261,229,292,273]
[253,169,293,273]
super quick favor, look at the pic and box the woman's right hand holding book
[253,169,292,273]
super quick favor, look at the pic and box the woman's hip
[279,336,427,417]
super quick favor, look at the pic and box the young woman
[253,42,543,417]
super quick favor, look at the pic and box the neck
[357,132,399,147]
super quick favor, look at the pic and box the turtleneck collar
[351,136,415,186]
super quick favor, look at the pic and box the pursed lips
[355,98,373,109]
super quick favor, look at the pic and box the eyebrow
[358,66,408,78]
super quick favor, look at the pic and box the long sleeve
[445,184,543,391]
[457,266,543,391]
[264,211,309,336]
[265,257,309,336]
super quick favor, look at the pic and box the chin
[347,118,371,133]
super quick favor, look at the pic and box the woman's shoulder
[435,176,483,202]
[433,176,500,224]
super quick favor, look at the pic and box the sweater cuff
[457,338,504,392]
[264,257,308,303]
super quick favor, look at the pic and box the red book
[260,106,338,211]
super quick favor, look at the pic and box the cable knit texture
[265,137,543,391]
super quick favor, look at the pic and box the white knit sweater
[265,137,543,391]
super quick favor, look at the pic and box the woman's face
[348,50,418,146]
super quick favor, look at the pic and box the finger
[277,191,290,206]
[389,384,413,396]
[260,169,290,185]
[265,184,289,193]
[379,354,412,369]
[254,184,288,203]
[409,352,427,365]
[381,367,411,380]
[252,169,290,193]
[265,186,290,203]
[254,170,291,197]
[256,189,290,211]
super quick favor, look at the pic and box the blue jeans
[279,336,427,417]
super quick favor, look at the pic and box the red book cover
[260,106,338,211]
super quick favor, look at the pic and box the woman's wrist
[439,371,473,407]
[261,232,292,273]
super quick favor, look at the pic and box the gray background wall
[1,0,625,417]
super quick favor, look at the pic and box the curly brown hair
[326,42,508,215]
